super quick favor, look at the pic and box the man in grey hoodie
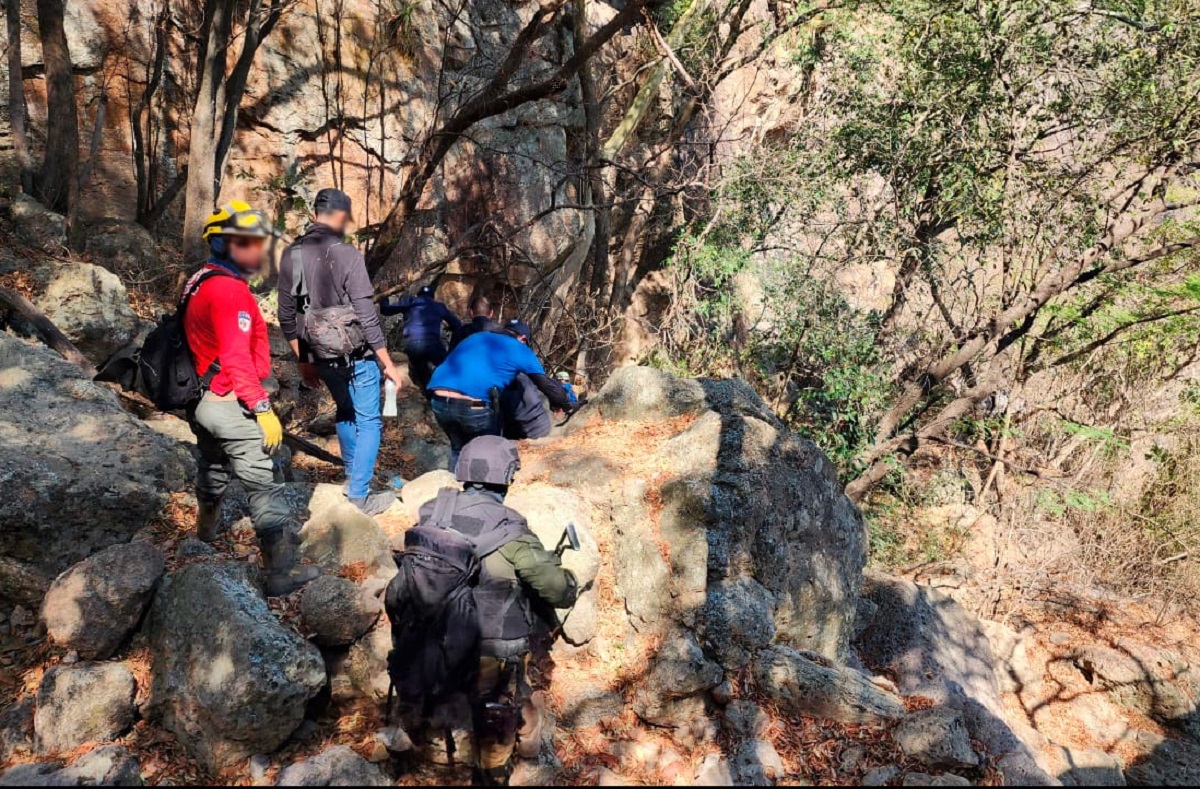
[278,188,403,515]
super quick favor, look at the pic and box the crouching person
[384,436,577,786]
[183,201,319,596]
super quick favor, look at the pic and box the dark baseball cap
[418,285,435,298]
[314,188,352,215]
[505,318,532,339]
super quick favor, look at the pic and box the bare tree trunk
[6,0,33,193]
[33,0,78,213]
[182,0,233,263]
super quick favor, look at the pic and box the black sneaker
[349,490,396,516]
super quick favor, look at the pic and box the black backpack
[384,489,525,705]
[138,269,225,411]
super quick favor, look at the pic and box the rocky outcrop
[274,745,390,787]
[34,663,137,754]
[34,261,142,365]
[145,562,326,771]
[0,745,142,787]
[41,542,165,659]
[0,332,190,606]
[1070,641,1199,738]
[753,645,905,724]
[893,708,980,770]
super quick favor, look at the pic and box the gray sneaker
[349,490,396,516]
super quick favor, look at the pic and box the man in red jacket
[183,200,319,596]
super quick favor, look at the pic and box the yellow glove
[256,409,284,455]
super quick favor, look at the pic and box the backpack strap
[471,516,531,559]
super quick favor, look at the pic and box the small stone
[903,773,972,787]
[893,708,979,769]
[366,740,390,763]
[249,755,272,782]
[1049,632,1072,647]
[694,753,734,786]
[711,681,733,705]
[62,651,79,665]
[377,725,413,754]
[864,766,901,786]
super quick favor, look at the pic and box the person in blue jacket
[381,285,462,393]
[427,320,574,469]
[556,371,579,404]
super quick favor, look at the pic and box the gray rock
[1124,733,1200,785]
[1053,746,1125,787]
[863,766,901,786]
[697,577,776,670]
[34,663,136,753]
[505,484,601,645]
[723,700,770,738]
[632,630,723,726]
[300,576,381,647]
[858,575,1055,785]
[753,645,905,723]
[249,754,272,783]
[0,697,34,761]
[275,745,390,786]
[1071,641,1199,736]
[83,221,160,281]
[175,538,217,561]
[36,261,141,365]
[41,542,165,659]
[0,744,142,786]
[10,194,67,250]
[145,562,326,771]
[0,334,190,607]
[299,504,396,580]
[693,753,735,786]
[894,708,979,769]
[559,687,625,729]
[398,471,460,520]
[590,366,710,421]
[347,621,393,701]
[732,738,786,785]
[903,773,972,787]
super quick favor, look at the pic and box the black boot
[260,530,319,596]
[197,499,222,543]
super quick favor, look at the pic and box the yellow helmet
[202,200,274,240]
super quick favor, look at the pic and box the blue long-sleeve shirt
[428,332,571,409]
[381,295,461,345]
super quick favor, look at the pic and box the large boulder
[857,575,1056,786]
[398,470,460,520]
[34,663,137,754]
[41,542,165,659]
[632,629,724,726]
[893,708,980,770]
[0,744,142,786]
[0,333,190,606]
[145,562,326,771]
[555,368,868,662]
[9,194,67,250]
[36,261,142,365]
[300,575,381,647]
[83,221,161,281]
[299,504,396,580]
[753,645,905,724]
[346,622,393,701]
[504,483,601,645]
[274,745,390,787]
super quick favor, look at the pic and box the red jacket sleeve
[210,281,270,407]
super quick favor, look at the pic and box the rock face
[0,698,34,761]
[274,745,390,787]
[35,261,143,365]
[34,663,137,753]
[145,562,326,771]
[299,504,396,580]
[893,708,980,769]
[300,575,381,647]
[572,367,867,662]
[0,744,142,786]
[1071,641,1200,738]
[41,542,165,659]
[753,645,905,723]
[857,575,1056,785]
[0,333,190,606]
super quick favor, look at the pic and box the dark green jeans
[188,394,291,536]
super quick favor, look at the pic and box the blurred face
[318,209,351,234]
[228,236,267,273]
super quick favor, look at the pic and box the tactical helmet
[455,435,521,486]
[203,200,274,240]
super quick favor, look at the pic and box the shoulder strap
[428,489,460,530]
[180,269,229,383]
[472,517,530,559]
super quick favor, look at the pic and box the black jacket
[277,224,386,353]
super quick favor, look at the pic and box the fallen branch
[0,286,97,377]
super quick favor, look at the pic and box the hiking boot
[260,529,320,596]
[349,490,396,516]
[197,499,222,543]
[516,692,546,760]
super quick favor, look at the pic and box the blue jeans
[431,396,499,471]
[317,359,382,499]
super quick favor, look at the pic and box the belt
[431,393,489,409]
